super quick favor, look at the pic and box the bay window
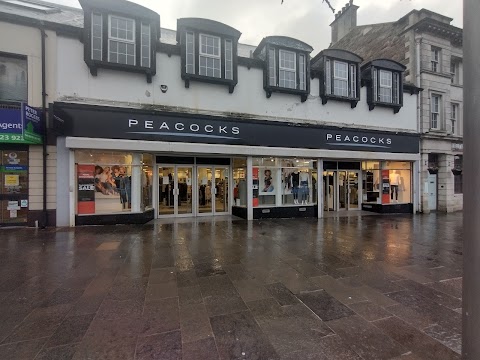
[254,36,312,102]
[178,18,240,93]
[313,49,362,107]
[363,59,405,113]
[81,0,159,83]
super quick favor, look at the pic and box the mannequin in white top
[389,170,400,202]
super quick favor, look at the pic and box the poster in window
[77,164,95,214]
[259,168,276,195]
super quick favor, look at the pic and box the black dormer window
[254,37,313,102]
[80,0,160,83]
[312,49,362,108]
[361,59,406,114]
[178,18,241,93]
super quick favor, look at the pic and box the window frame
[140,23,151,68]
[279,49,297,89]
[107,14,136,66]
[378,69,393,103]
[450,59,461,85]
[364,60,405,114]
[320,55,360,108]
[264,45,310,102]
[180,27,239,93]
[91,13,103,61]
[431,47,440,72]
[430,94,442,130]
[198,33,222,79]
[0,52,28,104]
[453,155,463,194]
[333,60,349,97]
[450,102,459,135]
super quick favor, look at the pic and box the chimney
[330,1,359,44]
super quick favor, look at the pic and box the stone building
[331,2,463,212]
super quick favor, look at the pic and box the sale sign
[77,165,95,214]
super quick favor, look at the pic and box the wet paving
[0,212,463,360]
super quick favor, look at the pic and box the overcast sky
[50,0,462,52]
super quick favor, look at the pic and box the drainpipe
[40,27,48,228]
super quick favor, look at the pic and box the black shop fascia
[54,102,419,154]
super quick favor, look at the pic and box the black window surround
[312,49,363,108]
[253,36,313,102]
[177,18,241,94]
[79,0,160,83]
[361,59,406,114]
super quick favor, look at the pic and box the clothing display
[300,180,309,203]
[391,184,399,200]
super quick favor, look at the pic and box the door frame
[154,162,232,218]
[323,170,361,212]
[196,165,231,217]
[427,173,438,211]
[155,164,195,218]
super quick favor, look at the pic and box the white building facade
[1,0,422,226]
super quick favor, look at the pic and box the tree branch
[281,0,335,13]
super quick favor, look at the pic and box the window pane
[373,68,378,101]
[325,59,331,95]
[350,64,356,98]
[279,70,296,89]
[333,79,348,97]
[186,32,195,74]
[379,70,392,103]
[141,23,150,67]
[92,13,103,61]
[334,61,348,79]
[109,16,135,42]
[299,54,306,91]
[268,48,276,86]
[225,39,233,80]
[279,50,295,70]
[393,72,399,104]
[200,34,220,57]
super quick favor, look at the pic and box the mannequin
[299,171,309,205]
[291,170,300,204]
[390,170,400,202]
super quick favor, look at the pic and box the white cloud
[48,0,462,52]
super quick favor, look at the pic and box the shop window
[1,150,28,225]
[80,0,159,82]
[382,161,412,204]
[0,54,27,103]
[252,157,317,208]
[362,161,381,204]
[233,158,247,207]
[75,150,150,215]
[178,18,240,93]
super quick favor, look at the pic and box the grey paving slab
[0,212,465,360]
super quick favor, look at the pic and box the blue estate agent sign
[0,105,43,144]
